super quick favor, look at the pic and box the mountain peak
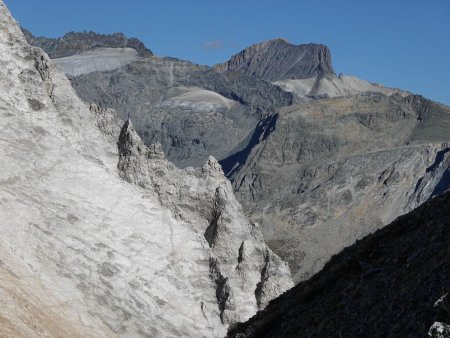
[215,39,334,81]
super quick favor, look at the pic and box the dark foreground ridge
[229,191,450,337]
[21,28,153,58]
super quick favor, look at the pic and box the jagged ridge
[21,27,153,58]
[116,119,293,323]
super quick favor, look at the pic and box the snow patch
[160,87,236,111]
[53,47,142,76]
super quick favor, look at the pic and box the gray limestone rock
[21,27,153,58]
[116,120,293,324]
[0,2,293,337]
[89,103,123,139]
[214,39,334,81]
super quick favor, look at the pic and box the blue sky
[5,0,450,105]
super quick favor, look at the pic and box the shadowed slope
[229,191,450,337]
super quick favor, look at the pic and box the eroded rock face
[229,192,450,337]
[0,2,292,337]
[214,39,334,81]
[116,120,293,324]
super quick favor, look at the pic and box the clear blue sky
[5,0,450,105]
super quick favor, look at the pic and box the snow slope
[53,47,143,76]
[274,74,409,100]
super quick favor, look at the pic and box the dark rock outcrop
[215,39,334,81]
[229,191,450,337]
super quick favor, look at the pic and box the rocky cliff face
[214,39,407,100]
[21,27,153,58]
[0,2,292,337]
[117,120,293,322]
[222,93,450,282]
[214,39,335,81]
[229,191,450,337]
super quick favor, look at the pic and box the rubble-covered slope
[229,191,450,337]
[222,93,450,282]
[0,2,292,337]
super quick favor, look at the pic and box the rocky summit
[229,191,450,337]
[0,2,292,337]
[214,39,334,81]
